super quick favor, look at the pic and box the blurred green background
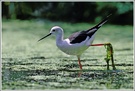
[2,2,133,25]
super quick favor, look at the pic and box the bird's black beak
[38,33,51,42]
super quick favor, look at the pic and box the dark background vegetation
[2,2,133,25]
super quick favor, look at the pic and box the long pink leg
[77,56,82,70]
[91,43,104,46]
[77,56,82,77]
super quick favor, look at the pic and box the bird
[38,14,111,71]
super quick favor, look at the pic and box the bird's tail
[86,14,112,34]
[94,14,112,29]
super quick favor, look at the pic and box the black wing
[69,31,88,44]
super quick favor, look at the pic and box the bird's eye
[52,29,55,32]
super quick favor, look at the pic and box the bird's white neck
[56,32,64,44]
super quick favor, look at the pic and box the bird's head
[38,26,63,42]
[50,26,63,35]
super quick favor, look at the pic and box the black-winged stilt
[38,14,111,71]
